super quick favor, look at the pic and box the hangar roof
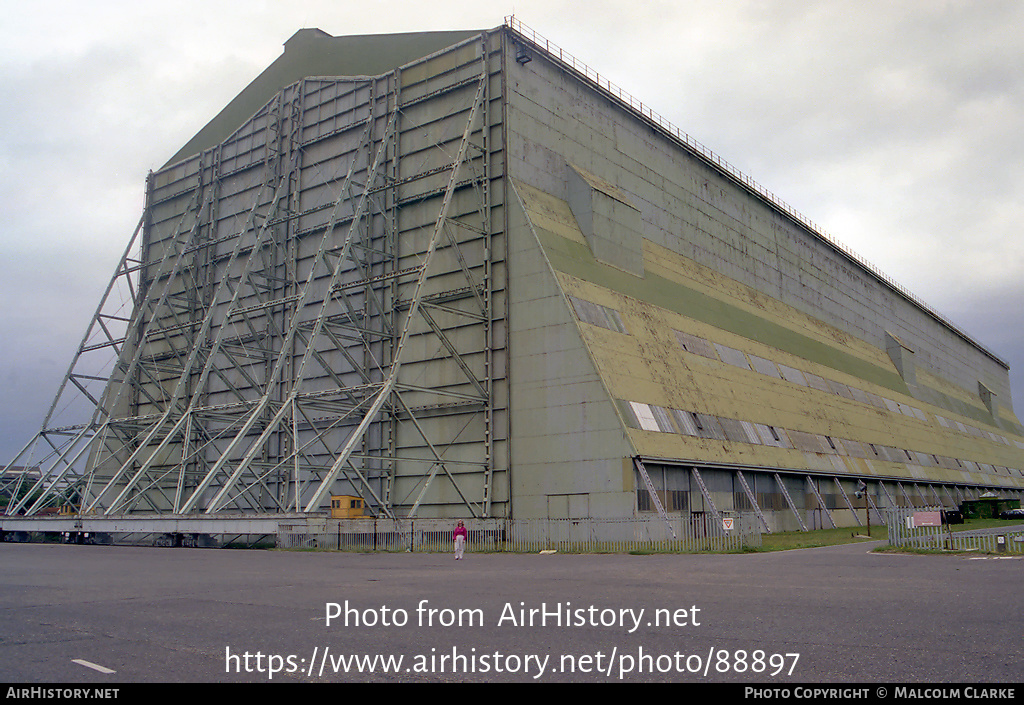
[166,27,484,166]
[513,178,1024,485]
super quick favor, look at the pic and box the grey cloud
[1,1,1023,460]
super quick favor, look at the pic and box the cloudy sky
[2,0,1022,461]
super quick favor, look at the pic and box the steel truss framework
[5,34,507,519]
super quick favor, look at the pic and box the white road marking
[72,659,116,674]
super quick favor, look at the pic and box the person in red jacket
[453,520,467,560]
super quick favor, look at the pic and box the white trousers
[454,535,465,559]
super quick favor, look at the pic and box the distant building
[6,19,1023,531]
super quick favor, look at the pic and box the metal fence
[277,514,761,554]
[885,507,1024,554]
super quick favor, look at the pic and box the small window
[567,296,629,334]
[629,402,661,432]
[749,355,781,378]
[671,409,699,436]
[637,488,653,512]
[650,405,676,433]
[675,331,718,360]
[778,365,808,386]
[714,343,752,370]
[666,489,688,512]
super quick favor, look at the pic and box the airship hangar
[4,19,1022,544]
